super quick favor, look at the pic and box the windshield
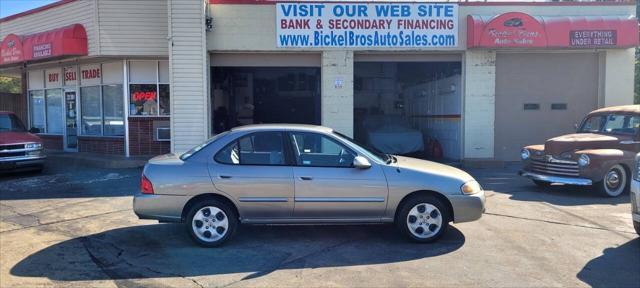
[332,131,390,163]
[579,114,640,135]
[180,131,230,160]
[0,114,26,133]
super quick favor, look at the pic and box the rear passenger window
[214,132,286,165]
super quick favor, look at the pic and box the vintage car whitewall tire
[595,164,628,197]
[396,195,450,243]
[185,199,238,247]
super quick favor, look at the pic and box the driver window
[290,132,355,167]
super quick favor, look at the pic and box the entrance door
[289,132,388,219]
[64,90,78,151]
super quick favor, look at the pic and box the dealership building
[0,0,637,163]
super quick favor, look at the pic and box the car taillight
[141,174,154,194]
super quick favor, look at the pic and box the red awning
[467,12,639,49]
[0,24,87,66]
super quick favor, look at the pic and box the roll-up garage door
[494,53,599,161]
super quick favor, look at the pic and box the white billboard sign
[276,2,458,48]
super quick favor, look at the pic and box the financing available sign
[276,3,458,48]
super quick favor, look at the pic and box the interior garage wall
[494,52,599,161]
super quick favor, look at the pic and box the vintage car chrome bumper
[519,170,593,186]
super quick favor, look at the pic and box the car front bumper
[448,190,485,223]
[0,155,45,170]
[519,170,592,186]
[133,193,191,223]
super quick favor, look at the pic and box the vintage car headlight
[578,154,590,167]
[520,148,530,160]
[461,181,482,195]
[25,143,42,149]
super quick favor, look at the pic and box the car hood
[393,156,475,182]
[544,133,622,156]
[0,132,41,145]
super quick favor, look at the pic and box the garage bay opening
[354,61,462,162]
[211,67,321,134]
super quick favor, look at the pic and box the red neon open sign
[133,91,156,102]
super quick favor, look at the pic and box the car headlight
[461,181,482,195]
[25,143,42,149]
[520,148,530,160]
[578,154,590,167]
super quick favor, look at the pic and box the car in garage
[0,111,46,173]
[519,105,640,197]
[632,153,640,236]
[133,124,485,247]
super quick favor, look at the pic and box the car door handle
[219,175,232,179]
[299,176,313,181]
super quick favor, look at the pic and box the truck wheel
[185,199,237,247]
[634,221,640,236]
[594,164,628,197]
[395,195,450,243]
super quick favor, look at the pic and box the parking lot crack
[0,209,130,234]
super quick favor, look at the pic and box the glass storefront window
[29,90,45,133]
[103,85,124,136]
[130,84,158,116]
[159,84,170,115]
[81,86,102,136]
[45,89,63,134]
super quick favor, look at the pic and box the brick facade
[128,117,171,156]
[39,134,63,151]
[78,136,125,155]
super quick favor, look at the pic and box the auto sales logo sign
[276,2,458,48]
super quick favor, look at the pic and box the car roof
[588,105,640,115]
[230,124,334,133]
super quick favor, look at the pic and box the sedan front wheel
[396,195,450,243]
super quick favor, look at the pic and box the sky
[0,0,57,18]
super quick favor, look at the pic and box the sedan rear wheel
[595,164,628,197]
[396,195,450,243]
[186,199,237,247]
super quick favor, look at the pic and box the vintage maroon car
[519,105,640,197]
[0,111,45,172]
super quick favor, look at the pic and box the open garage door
[494,53,599,161]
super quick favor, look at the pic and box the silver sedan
[133,124,485,247]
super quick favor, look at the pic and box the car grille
[0,144,26,158]
[530,157,580,177]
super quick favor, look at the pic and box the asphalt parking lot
[0,160,638,288]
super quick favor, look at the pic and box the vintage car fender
[574,149,635,181]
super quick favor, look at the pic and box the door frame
[62,88,79,152]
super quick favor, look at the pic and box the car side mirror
[28,127,40,134]
[353,156,371,169]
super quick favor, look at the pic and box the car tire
[634,221,640,236]
[185,199,237,247]
[533,180,551,188]
[395,195,450,243]
[594,164,628,197]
